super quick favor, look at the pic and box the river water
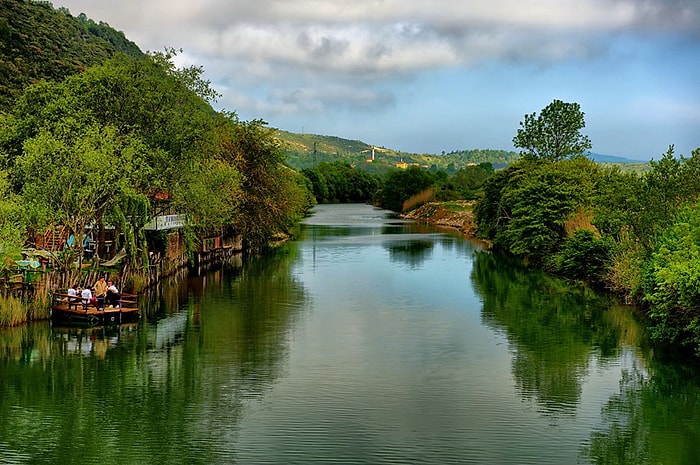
[1,203,700,464]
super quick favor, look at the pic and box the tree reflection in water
[471,250,700,464]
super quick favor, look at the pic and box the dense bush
[552,229,612,281]
[641,203,700,355]
[475,156,599,263]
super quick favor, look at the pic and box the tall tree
[513,99,592,162]
[219,117,311,249]
[15,124,150,267]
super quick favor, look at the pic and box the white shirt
[81,288,92,301]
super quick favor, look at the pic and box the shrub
[552,229,611,281]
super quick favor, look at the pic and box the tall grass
[565,209,599,237]
[0,295,27,327]
[402,189,435,212]
[0,290,51,327]
[27,291,51,320]
[125,272,148,293]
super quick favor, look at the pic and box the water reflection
[585,361,700,465]
[0,245,307,464]
[2,204,700,464]
[471,250,645,415]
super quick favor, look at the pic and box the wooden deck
[51,293,140,325]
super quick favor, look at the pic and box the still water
[2,203,700,464]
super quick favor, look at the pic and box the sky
[51,0,700,161]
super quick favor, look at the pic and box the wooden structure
[51,292,140,325]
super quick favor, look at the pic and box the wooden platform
[51,293,140,325]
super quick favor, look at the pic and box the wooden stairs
[41,226,68,252]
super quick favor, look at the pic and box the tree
[379,166,436,212]
[15,124,150,267]
[449,162,494,199]
[513,99,592,162]
[474,156,600,263]
[219,118,312,249]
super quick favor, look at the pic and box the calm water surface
[1,203,700,464]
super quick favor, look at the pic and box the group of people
[66,277,121,309]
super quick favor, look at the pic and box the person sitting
[80,286,94,311]
[106,281,120,308]
[66,285,79,308]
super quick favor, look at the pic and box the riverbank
[400,201,488,245]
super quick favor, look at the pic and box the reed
[565,209,599,237]
[27,291,51,321]
[125,272,148,293]
[0,295,28,327]
[402,189,435,212]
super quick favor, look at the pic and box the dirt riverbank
[400,201,488,245]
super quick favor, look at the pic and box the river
[1,203,699,464]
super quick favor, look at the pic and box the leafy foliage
[219,118,313,249]
[0,0,143,111]
[0,170,24,266]
[513,99,592,162]
[379,166,438,212]
[552,229,612,281]
[641,203,700,355]
[446,163,494,199]
[302,161,379,204]
[476,156,600,263]
[15,123,150,264]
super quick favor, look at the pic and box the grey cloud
[53,0,700,122]
[269,85,395,113]
[296,32,351,60]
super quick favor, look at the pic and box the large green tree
[218,118,312,250]
[15,124,150,266]
[513,99,592,162]
[379,166,436,212]
[475,156,601,264]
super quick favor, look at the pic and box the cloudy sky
[52,0,699,160]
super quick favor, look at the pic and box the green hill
[0,0,144,111]
[277,129,520,173]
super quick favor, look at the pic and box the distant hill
[0,0,144,111]
[588,152,646,164]
[277,130,651,173]
[276,130,519,173]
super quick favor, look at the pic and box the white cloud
[51,0,700,157]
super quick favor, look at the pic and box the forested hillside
[278,129,519,173]
[0,0,143,111]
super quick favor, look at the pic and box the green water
[1,204,699,464]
